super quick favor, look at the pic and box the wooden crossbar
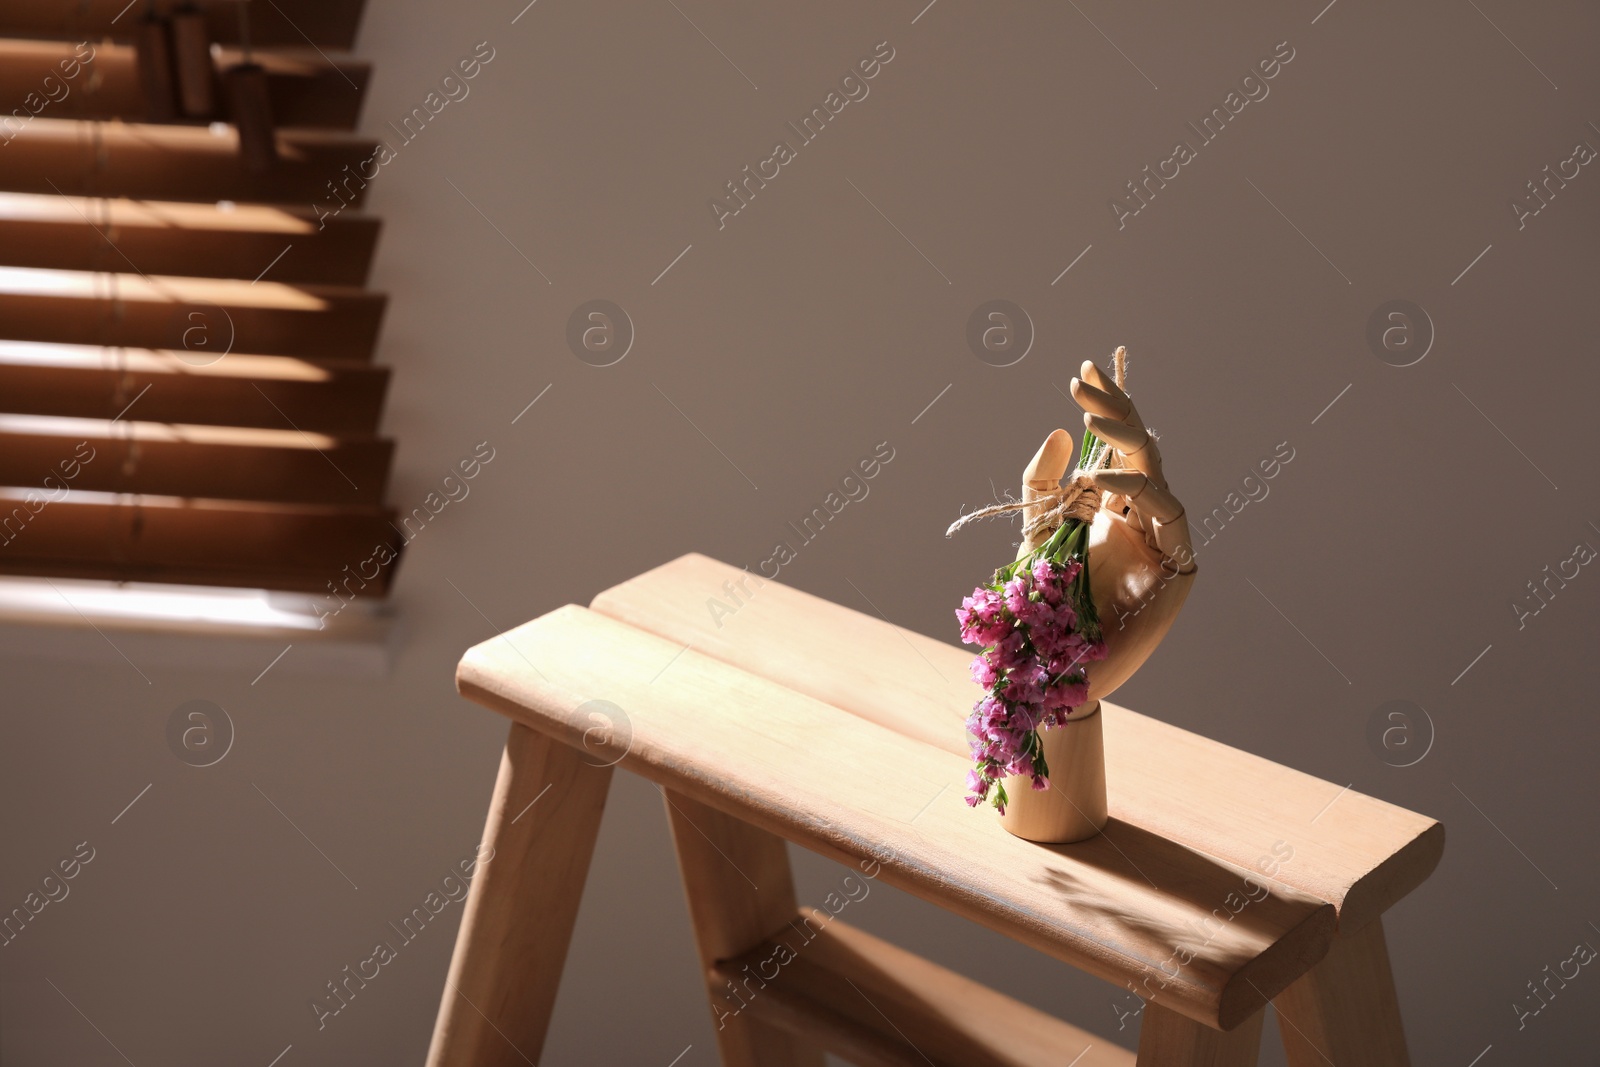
[712,909,1135,1067]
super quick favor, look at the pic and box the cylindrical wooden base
[996,701,1109,843]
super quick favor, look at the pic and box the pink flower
[956,587,1011,647]
[992,630,1030,673]
[1030,558,1069,606]
[1044,678,1090,711]
[1013,596,1057,631]
[1002,664,1048,706]
[1001,575,1032,618]
[1014,701,1045,733]
[956,532,1103,811]
[1045,646,1089,679]
[1003,756,1028,777]
[1036,626,1084,662]
[970,697,1009,740]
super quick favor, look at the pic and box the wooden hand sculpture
[1020,353,1196,709]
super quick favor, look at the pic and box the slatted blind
[0,0,405,596]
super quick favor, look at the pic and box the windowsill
[0,576,401,680]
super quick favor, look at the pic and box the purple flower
[1036,626,1083,661]
[992,630,1030,673]
[956,587,1011,647]
[1045,648,1087,678]
[1044,678,1090,711]
[1013,596,1057,631]
[1002,663,1048,706]
[1001,575,1033,618]
[957,523,1103,811]
[971,696,1009,740]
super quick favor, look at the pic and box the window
[0,2,402,598]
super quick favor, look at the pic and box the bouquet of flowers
[950,427,1111,814]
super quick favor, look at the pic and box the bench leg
[427,722,613,1067]
[1137,1002,1263,1066]
[663,790,826,1067]
[1272,916,1410,1066]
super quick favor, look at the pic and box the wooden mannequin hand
[1019,357,1196,703]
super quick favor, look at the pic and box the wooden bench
[427,553,1444,1066]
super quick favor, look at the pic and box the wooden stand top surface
[455,554,1443,1032]
[591,554,1444,934]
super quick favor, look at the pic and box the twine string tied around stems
[944,348,1129,543]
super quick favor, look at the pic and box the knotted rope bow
[944,474,1103,541]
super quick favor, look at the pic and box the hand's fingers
[1019,428,1073,556]
[1082,411,1148,454]
[1076,358,1168,488]
[1069,378,1138,424]
[1022,427,1073,491]
[1079,358,1118,396]
[1150,513,1195,573]
[1091,470,1196,573]
[1092,470,1182,522]
[1080,350,1192,570]
[1084,412,1165,485]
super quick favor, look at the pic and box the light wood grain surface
[712,907,1137,1067]
[425,722,612,1067]
[591,553,1443,933]
[457,605,1335,1030]
[664,789,827,1067]
[1272,916,1411,1066]
[1137,1001,1265,1066]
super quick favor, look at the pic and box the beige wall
[5,0,1600,1063]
